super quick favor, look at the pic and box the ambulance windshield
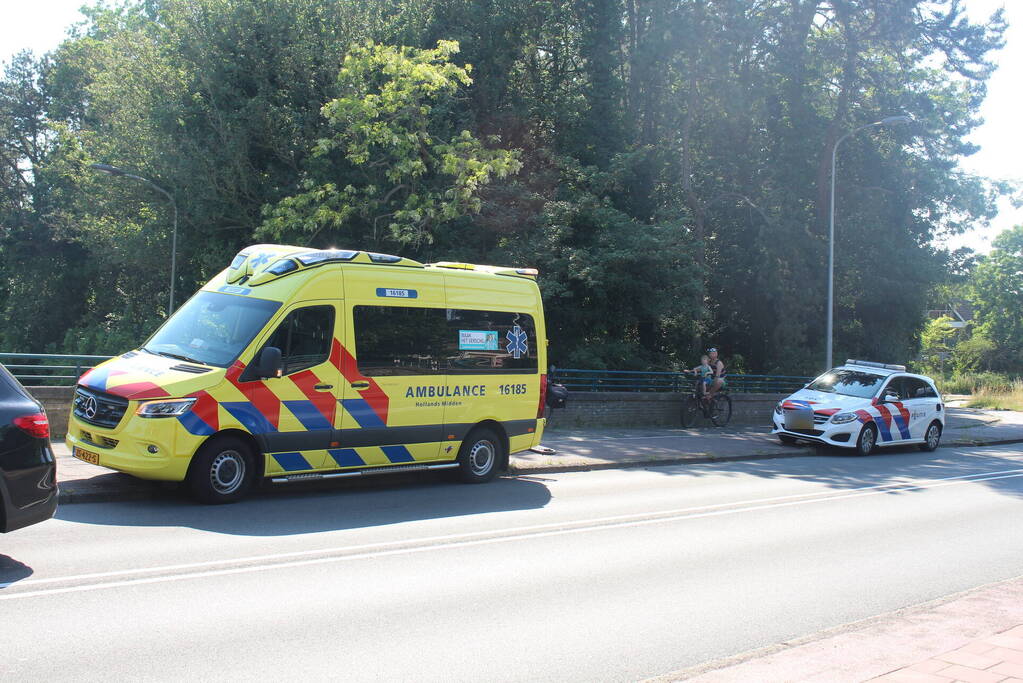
[143,292,281,368]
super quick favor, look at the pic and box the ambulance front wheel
[457,427,503,484]
[187,435,256,504]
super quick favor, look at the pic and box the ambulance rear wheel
[855,423,877,456]
[457,427,502,484]
[187,436,255,504]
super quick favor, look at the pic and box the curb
[54,436,1023,505]
[508,448,812,475]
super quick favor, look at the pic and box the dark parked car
[0,364,57,532]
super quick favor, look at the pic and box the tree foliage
[0,0,1009,373]
[259,40,522,248]
[969,225,1023,371]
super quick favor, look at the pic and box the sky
[1,0,1020,253]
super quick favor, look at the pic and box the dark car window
[0,363,33,401]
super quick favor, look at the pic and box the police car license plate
[73,447,100,465]
[784,409,814,431]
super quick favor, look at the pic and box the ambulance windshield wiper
[145,348,210,366]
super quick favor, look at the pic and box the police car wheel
[187,436,255,504]
[855,423,877,456]
[457,428,502,484]
[919,421,942,452]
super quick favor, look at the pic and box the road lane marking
[3,468,1023,600]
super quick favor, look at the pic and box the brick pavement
[874,624,1023,682]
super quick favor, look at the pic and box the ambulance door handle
[314,384,333,391]
[350,381,370,389]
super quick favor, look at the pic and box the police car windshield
[143,292,281,368]
[807,370,886,398]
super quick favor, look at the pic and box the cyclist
[706,347,727,399]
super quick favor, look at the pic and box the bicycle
[680,372,732,428]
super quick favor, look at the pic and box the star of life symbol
[505,325,528,359]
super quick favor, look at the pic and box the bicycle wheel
[680,396,701,427]
[710,394,732,427]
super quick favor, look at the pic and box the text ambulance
[66,245,548,503]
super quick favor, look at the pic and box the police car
[771,360,944,455]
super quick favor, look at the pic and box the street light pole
[90,163,179,315]
[825,115,912,370]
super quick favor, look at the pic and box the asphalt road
[3,444,1023,681]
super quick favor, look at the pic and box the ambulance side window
[263,305,335,375]
[353,306,448,376]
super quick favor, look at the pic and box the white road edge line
[2,469,1022,600]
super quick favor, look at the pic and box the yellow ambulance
[66,245,547,503]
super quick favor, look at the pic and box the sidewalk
[52,406,1023,504]
[655,574,1023,682]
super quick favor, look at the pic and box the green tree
[259,40,522,248]
[970,225,1023,371]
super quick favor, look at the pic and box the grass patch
[965,379,1023,411]
[938,372,1017,395]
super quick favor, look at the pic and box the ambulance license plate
[73,447,100,465]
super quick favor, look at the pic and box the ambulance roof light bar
[845,359,907,372]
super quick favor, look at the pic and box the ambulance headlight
[136,398,197,418]
[830,412,858,424]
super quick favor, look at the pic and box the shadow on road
[0,554,34,588]
[55,473,552,537]
[646,442,1023,500]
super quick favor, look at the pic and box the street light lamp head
[89,163,125,176]
[880,114,914,126]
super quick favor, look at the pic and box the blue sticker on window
[218,285,251,296]
[376,288,418,299]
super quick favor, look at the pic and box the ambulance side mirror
[258,346,283,379]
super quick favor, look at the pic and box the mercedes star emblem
[82,395,99,420]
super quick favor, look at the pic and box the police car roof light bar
[845,359,907,372]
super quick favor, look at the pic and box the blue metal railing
[0,352,812,394]
[549,368,811,394]
[0,353,113,386]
